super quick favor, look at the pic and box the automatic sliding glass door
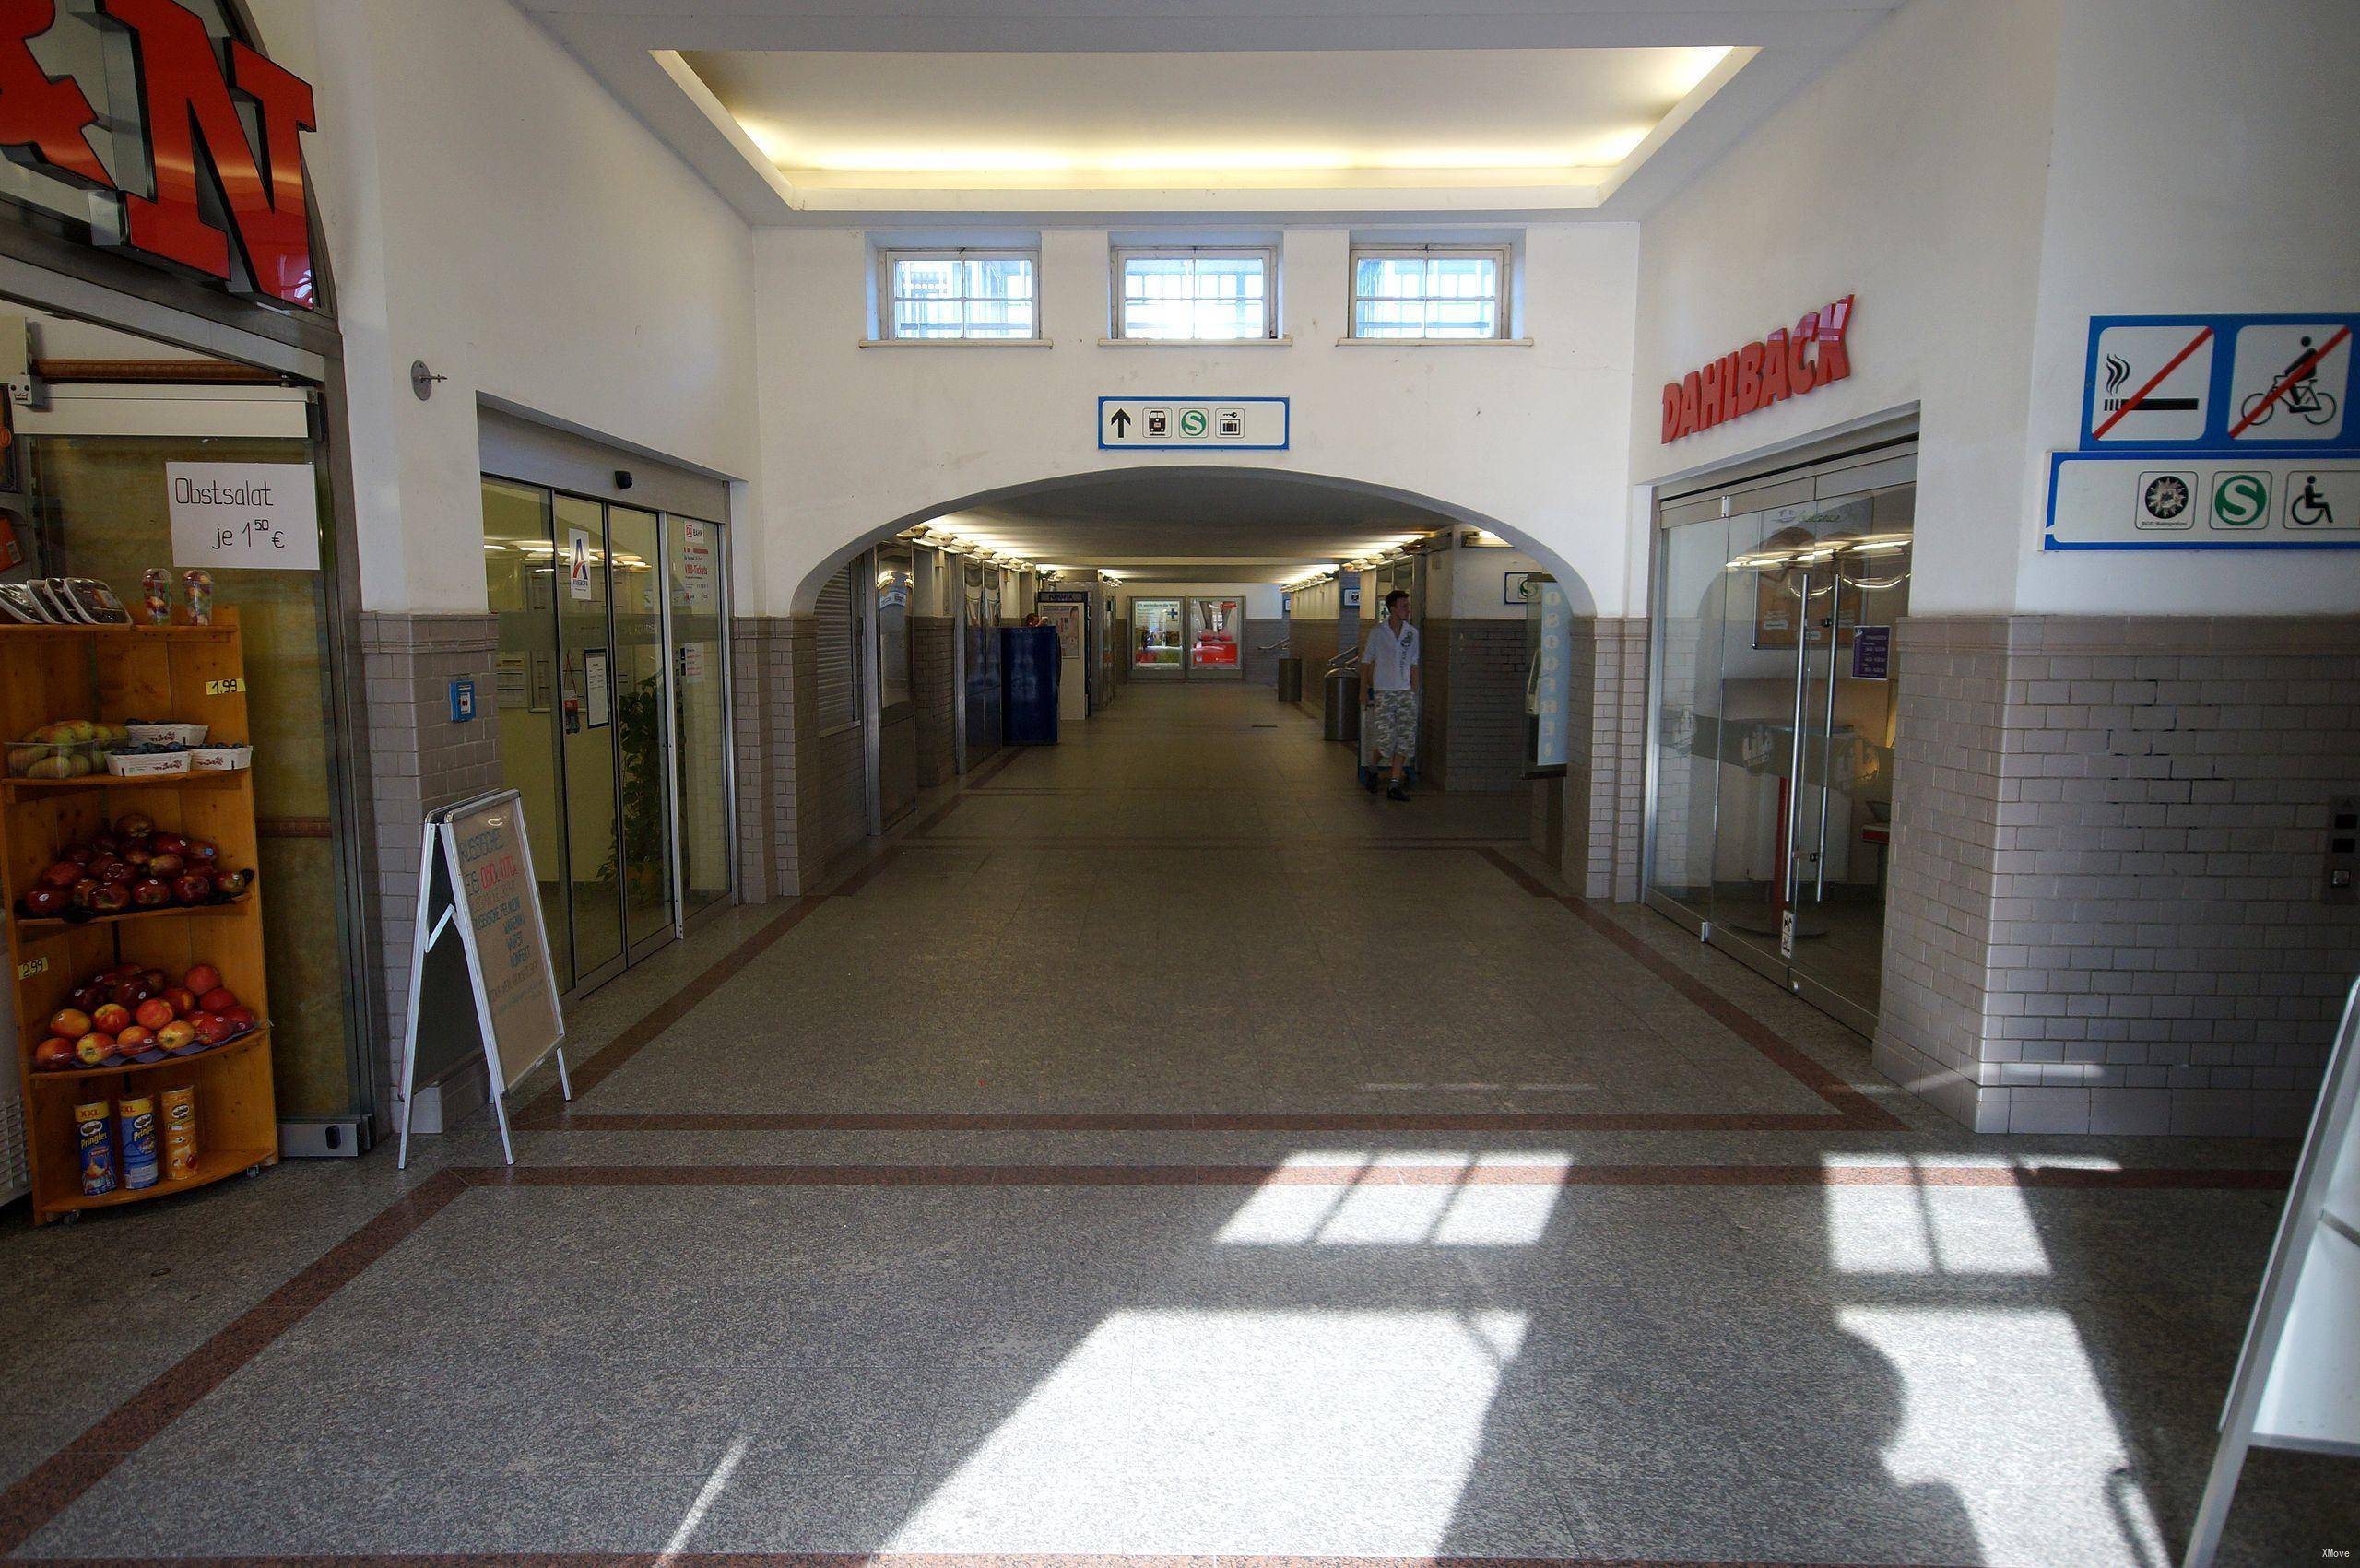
[1644,452,1915,1034]
[481,477,731,995]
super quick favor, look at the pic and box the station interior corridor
[2,682,2349,1568]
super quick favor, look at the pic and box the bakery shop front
[0,0,377,1217]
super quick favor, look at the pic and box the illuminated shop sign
[1660,295,1854,443]
[0,0,317,309]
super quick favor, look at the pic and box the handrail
[1324,648,1361,677]
[1256,639,1291,654]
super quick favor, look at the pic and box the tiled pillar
[1877,614,2360,1135]
[1420,620,1528,793]
[358,611,501,1118]
[1545,617,1649,901]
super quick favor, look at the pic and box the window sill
[1097,336,1293,348]
[858,337,1052,348]
[1335,336,1534,348]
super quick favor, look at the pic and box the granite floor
[1,682,2350,1567]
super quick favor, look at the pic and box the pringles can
[119,1096,159,1190]
[76,1101,116,1197]
[161,1085,199,1180]
[181,568,213,626]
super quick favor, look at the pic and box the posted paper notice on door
[167,462,321,571]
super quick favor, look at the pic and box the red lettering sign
[1659,295,1856,443]
[0,1,109,188]
[0,0,317,309]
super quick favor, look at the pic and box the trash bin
[1323,669,1361,743]
[1276,656,1304,703]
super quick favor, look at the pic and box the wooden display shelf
[41,1143,277,1219]
[0,623,236,643]
[3,609,277,1224]
[24,1025,270,1087]
[4,771,245,796]
[15,900,252,935]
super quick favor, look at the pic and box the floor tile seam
[519,1113,1871,1134]
[452,1161,2290,1192]
[904,747,1024,839]
[0,1556,1979,1568]
[0,1171,474,1557]
[1470,850,1904,1132]
[519,847,913,1122]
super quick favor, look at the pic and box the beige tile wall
[1877,614,2360,1135]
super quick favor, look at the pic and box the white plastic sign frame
[2182,974,2360,1566]
[395,788,572,1167]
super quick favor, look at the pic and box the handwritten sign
[166,462,321,571]
[395,789,568,1165]
[446,796,564,1088]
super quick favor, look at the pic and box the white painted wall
[1629,0,2060,617]
[296,0,761,614]
[1428,544,1549,619]
[752,224,1639,618]
[2010,0,2360,614]
[1631,0,2360,616]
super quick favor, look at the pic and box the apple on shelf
[11,812,256,924]
[26,961,258,1069]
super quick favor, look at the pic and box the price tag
[205,678,246,696]
[18,956,49,980]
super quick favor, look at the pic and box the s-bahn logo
[0,0,317,309]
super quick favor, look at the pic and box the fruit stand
[3,610,277,1222]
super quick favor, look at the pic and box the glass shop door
[1644,448,1915,1034]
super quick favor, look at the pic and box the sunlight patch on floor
[1823,1174,2056,1276]
[884,1309,1530,1554]
[1214,1150,1572,1246]
[1838,1306,2168,1566]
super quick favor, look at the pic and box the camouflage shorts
[1370,690,1417,760]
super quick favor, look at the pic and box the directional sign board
[1099,396,1288,451]
[2079,312,2355,452]
[2053,312,2356,551]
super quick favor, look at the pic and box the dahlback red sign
[1661,295,1854,443]
[0,0,317,309]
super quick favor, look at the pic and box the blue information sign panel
[2048,312,2357,550]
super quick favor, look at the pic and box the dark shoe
[1363,771,1381,793]
[1386,784,1410,801]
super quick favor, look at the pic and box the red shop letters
[0,0,317,309]
[1660,295,1854,443]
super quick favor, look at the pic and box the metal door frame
[951,549,971,775]
[670,510,738,937]
[868,541,918,829]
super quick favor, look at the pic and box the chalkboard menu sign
[395,789,570,1164]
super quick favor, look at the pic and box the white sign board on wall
[166,463,321,571]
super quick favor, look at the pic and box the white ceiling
[923,468,1459,580]
[513,1,1903,224]
[684,46,1734,191]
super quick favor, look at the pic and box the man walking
[1360,588,1420,801]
